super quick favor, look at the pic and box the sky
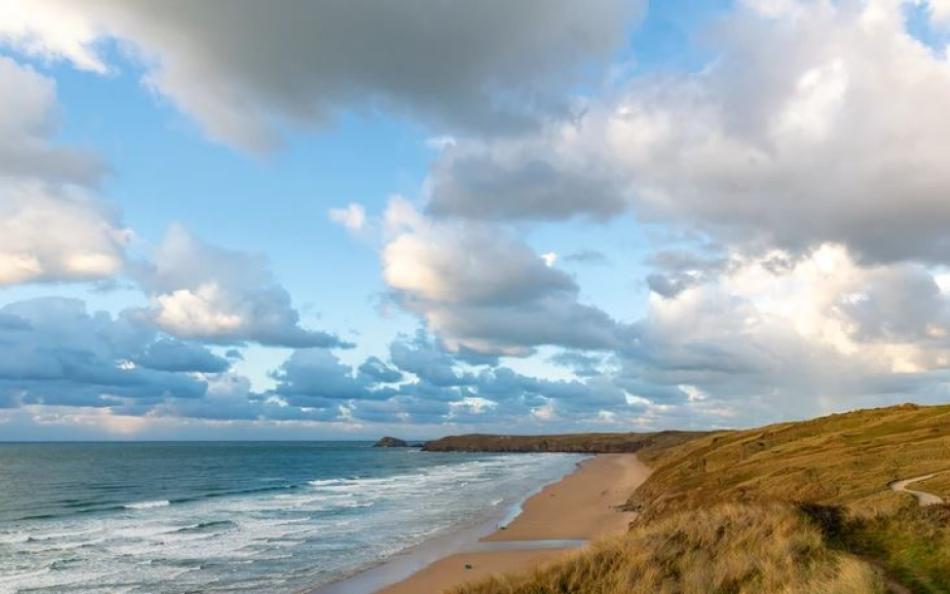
[3,0,950,440]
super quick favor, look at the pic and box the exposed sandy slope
[376,454,650,594]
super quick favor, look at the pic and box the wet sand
[376,454,651,594]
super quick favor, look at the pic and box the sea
[0,442,583,593]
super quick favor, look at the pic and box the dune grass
[628,403,950,519]
[453,403,950,594]
[841,505,950,592]
[452,503,884,594]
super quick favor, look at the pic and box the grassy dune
[628,403,950,518]
[452,504,883,594]
[453,403,950,594]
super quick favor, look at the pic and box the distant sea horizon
[0,436,439,445]
[0,441,583,593]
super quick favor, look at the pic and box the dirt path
[889,474,943,506]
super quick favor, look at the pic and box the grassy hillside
[454,504,883,594]
[422,430,707,454]
[628,403,950,518]
[454,403,950,594]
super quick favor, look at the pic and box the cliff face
[421,431,706,454]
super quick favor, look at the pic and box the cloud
[389,331,475,387]
[0,56,128,287]
[927,0,950,25]
[132,339,230,373]
[381,198,626,355]
[257,331,650,428]
[348,396,451,426]
[272,349,394,403]
[0,65,340,348]
[357,356,403,383]
[425,132,629,221]
[134,225,349,348]
[0,56,104,184]
[146,373,342,423]
[0,298,362,424]
[425,2,950,265]
[548,351,606,377]
[0,0,643,151]
[328,203,367,232]
[0,2,107,73]
[0,297,214,408]
[362,243,950,429]
[380,332,642,423]
[1,188,129,286]
[620,243,950,424]
[645,249,729,298]
[9,0,950,435]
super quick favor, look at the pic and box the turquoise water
[0,442,582,593]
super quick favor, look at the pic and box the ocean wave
[124,500,170,510]
[306,459,527,495]
[1,448,585,594]
[173,520,237,534]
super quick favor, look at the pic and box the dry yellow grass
[453,403,950,594]
[628,403,950,519]
[452,503,884,594]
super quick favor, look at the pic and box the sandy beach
[376,454,651,594]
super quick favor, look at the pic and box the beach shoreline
[303,454,590,594]
[360,454,650,594]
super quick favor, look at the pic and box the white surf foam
[124,499,171,510]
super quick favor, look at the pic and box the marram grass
[453,403,950,594]
[453,503,884,594]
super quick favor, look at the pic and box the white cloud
[135,225,348,348]
[428,1,950,265]
[624,242,950,423]
[153,284,245,337]
[0,56,103,184]
[922,0,950,25]
[0,0,106,73]
[0,188,129,286]
[0,56,127,286]
[381,198,624,355]
[328,202,367,232]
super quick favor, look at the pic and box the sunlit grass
[452,504,884,594]
[453,403,950,594]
